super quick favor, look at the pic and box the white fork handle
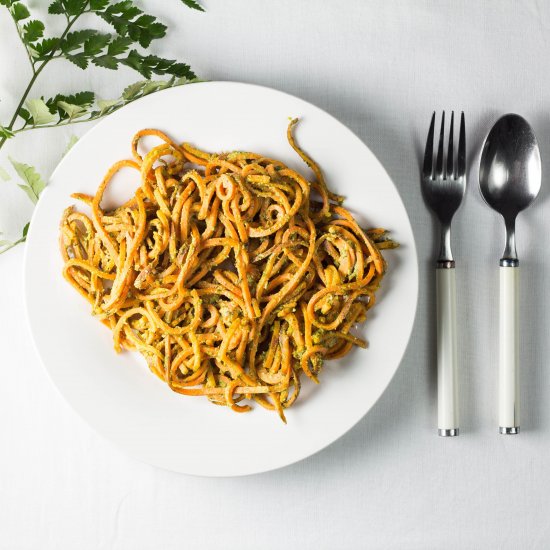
[499,265,520,434]
[436,267,459,436]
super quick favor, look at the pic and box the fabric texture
[1,1,550,548]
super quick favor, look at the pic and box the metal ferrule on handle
[436,260,459,436]
[499,259,519,434]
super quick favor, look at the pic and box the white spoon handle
[436,267,459,436]
[499,265,520,434]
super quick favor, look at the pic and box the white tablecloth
[2,1,550,548]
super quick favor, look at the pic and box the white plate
[24,82,418,477]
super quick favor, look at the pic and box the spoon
[479,113,541,435]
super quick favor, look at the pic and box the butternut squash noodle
[59,120,396,422]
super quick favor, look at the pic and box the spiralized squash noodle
[59,120,396,422]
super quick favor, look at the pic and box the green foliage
[49,0,87,16]
[179,0,204,11]
[99,3,167,48]
[60,30,98,53]
[96,98,119,114]
[0,126,15,139]
[63,135,79,156]
[19,76,195,128]
[32,37,60,58]
[22,20,44,42]
[25,98,56,125]
[121,50,195,79]
[2,1,202,131]
[11,1,199,79]
[57,100,88,119]
[0,0,204,254]
[9,157,47,203]
[48,90,95,120]
[90,0,109,9]
[47,0,64,14]
[11,2,30,21]
[107,35,132,55]
[0,166,10,181]
[0,222,30,254]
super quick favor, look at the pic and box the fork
[421,111,466,437]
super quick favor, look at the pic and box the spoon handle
[436,265,459,436]
[499,264,520,434]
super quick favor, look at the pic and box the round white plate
[24,82,418,477]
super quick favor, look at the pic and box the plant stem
[7,9,35,74]
[0,10,84,152]
[0,72,40,149]
[0,235,27,255]
[12,113,108,134]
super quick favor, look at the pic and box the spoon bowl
[479,114,541,259]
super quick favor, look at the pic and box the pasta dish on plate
[59,120,396,422]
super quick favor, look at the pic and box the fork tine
[446,111,454,179]
[423,112,436,178]
[457,111,466,178]
[435,111,445,178]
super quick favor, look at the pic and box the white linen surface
[1,1,550,548]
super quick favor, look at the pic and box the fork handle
[499,264,519,434]
[436,265,459,436]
